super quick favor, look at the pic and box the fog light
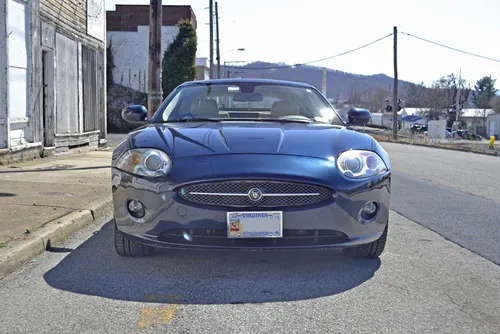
[360,201,378,221]
[127,199,146,219]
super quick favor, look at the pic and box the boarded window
[82,45,99,132]
[55,33,78,134]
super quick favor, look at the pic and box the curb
[0,197,113,279]
[376,138,500,158]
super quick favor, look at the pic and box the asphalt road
[384,142,500,265]
[1,142,500,333]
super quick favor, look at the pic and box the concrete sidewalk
[0,149,113,278]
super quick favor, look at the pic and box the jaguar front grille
[177,180,333,207]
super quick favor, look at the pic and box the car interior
[163,84,339,123]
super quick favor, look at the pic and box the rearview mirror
[121,105,148,124]
[347,108,371,126]
[232,92,264,102]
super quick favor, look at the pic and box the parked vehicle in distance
[447,129,483,141]
[411,124,427,134]
[111,79,391,259]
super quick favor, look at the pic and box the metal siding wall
[0,0,8,148]
[82,45,98,132]
[97,50,105,138]
[55,32,78,134]
[30,0,43,144]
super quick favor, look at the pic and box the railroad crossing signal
[385,98,402,112]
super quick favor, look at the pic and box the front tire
[114,222,154,257]
[343,222,388,258]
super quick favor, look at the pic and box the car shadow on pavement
[44,220,381,305]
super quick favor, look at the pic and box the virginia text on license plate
[227,211,283,238]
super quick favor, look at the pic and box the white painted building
[196,57,210,81]
[0,0,33,150]
[487,113,500,139]
[1,0,107,160]
[459,108,495,136]
[401,107,495,136]
[369,110,407,128]
[106,5,197,93]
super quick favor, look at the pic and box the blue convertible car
[111,78,391,259]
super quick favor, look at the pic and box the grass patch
[372,134,500,157]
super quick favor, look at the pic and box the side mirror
[121,105,148,124]
[347,108,371,126]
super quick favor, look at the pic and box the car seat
[271,100,300,118]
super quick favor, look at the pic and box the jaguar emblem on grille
[247,188,263,201]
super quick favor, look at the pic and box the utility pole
[322,67,327,96]
[452,68,461,139]
[147,0,162,119]
[456,68,461,123]
[209,0,214,79]
[392,26,398,140]
[215,2,221,79]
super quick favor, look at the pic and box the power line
[224,33,393,70]
[400,31,500,63]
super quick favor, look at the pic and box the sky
[105,0,500,88]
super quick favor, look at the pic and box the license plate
[227,211,283,238]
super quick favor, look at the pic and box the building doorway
[42,50,55,147]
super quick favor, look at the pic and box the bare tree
[401,81,427,107]
[437,73,471,108]
[346,85,367,107]
[423,73,471,120]
[366,87,390,112]
[421,86,447,120]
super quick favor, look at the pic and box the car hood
[124,121,375,160]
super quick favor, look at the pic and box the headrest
[190,99,219,117]
[271,100,300,118]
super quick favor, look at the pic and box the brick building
[106,5,198,93]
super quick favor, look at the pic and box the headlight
[337,150,387,179]
[116,149,172,177]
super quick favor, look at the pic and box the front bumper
[112,168,391,251]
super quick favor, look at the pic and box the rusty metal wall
[82,45,98,132]
[55,32,78,134]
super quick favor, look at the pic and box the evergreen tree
[472,75,497,108]
[106,39,115,89]
[162,20,197,98]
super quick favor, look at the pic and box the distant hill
[225,61,415,101]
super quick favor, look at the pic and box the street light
[221,48,245,57]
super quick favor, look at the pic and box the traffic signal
[448,104,458,114]
[385,99,403,112]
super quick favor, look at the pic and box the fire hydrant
[490,136,495,150]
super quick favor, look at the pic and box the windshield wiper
[256,117,312,124]
[167,117,224,122]
[160,117,320,124]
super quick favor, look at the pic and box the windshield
[151,82,345,125]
